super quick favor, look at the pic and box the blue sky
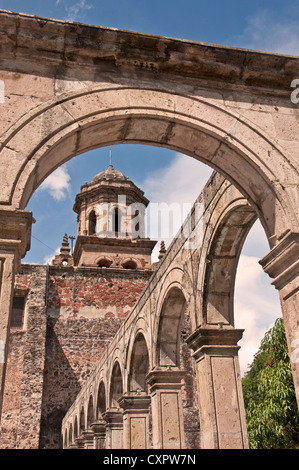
[1,0,298,372]
[1,0,299,53]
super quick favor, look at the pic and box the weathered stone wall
[0,265,48,449]
[0,264,151,449]
[41,266,150,449]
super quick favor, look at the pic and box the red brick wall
[40,266,150,448]
[1,266,48,449]
[1,265,150,449]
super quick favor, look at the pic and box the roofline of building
[0,9,298,96]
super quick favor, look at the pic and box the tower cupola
[72,163,156,269]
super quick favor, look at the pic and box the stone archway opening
[152,285,201,448]
[128,332,149,393]
[87,395,94,429]
[96,381,106,420]
[203,204,257,327]
[79,406,85,436]
[109,362,123,409]
[156,286,187,367]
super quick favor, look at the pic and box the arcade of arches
[0,10,298,449]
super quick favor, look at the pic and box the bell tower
[72,163,156,269]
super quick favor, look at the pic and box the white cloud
[142,153,213,205]
[232,6,299,54]
[141,153,213,260]
[235,254,281,375]
[65,0,93,22]
[43,247,60,265]
[39,166,71,200]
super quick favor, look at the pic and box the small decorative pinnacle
[158,241,166,260]
[60,234,71,255]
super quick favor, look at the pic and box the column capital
[259,231,299,291]
[90,419,106,434]
[146,367,185,392]
[0,208,34,268]
[118,394,151,413]
[102,409,123,425]
[185,326,244,362]
[81,429,94,439]
[81,429,95,448]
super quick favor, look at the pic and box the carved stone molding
[259,231,299,293]
[186,327,244,362]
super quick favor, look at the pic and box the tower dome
[72,162,156,269]
[91,164,127,184]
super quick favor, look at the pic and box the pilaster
[0,208,33,423]
[90,420,106,449]
[102,409,123,449]
[186,327,248,449]
[118,393,151,449]
[146,368,185,449]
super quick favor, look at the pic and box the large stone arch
[184,182,257,448]
[1,87,298,420]
[1,11,299,447]
[3,86,297,242]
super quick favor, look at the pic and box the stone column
[103,410,123,449]
[118,393,151,449]
[0,208,33,423]
[146,368,185,449]
[90,420,106,449]
[186,327,248,449]
[260,232,299,407]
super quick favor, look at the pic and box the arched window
[89,210,96,235]
[98,258,112,268]
[122,260,137,270]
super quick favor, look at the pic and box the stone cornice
[185,326,244,361]
[73,234,157,265]
[0,208,33,262]
[259,232,299,290]
[0,10,298,96]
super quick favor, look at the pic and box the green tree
[242,317,299,449]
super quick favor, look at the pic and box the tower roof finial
[109,149,113,169]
